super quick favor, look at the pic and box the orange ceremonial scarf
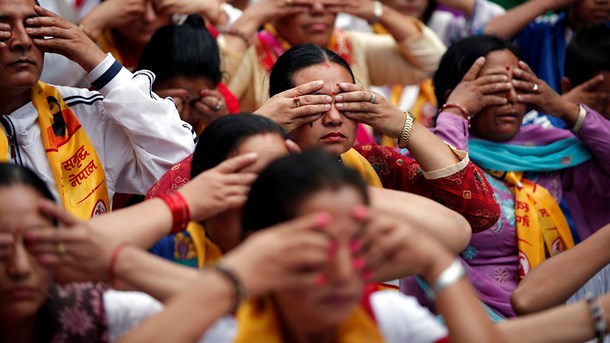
[235,297,385,343]
[0,82,110,219]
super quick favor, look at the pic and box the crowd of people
[0,0,609,342]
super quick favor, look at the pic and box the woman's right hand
[222,211,333,297]
[445,56,512,118]
[255,80,332,133]
[80,0,146,37]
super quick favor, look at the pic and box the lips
[307,23,329,33]
[8,58,34,67]
[7,287,36,300]
[321,132,347,142]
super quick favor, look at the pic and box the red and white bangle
[440,103,471,127]
[157,191,190,234]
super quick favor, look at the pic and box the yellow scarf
[492,171,574,278]
[235,297,385,343]
[185,222,223,269]
[27,82,109,219]
[341,148,382,188]
[0,124,7,163]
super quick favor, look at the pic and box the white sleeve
[104,290,164,342]
[372,290,448,343]
[84,54,196,194]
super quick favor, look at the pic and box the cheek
[290,124,318,148]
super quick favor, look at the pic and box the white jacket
[1,54,195,205]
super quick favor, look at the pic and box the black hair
[565,25,610,87]
[190,113,287,178]
[269,43,355,97]
[0,162,55,202]
[242,149,369,234]
[433,35,520,107]
[136,15,222,86]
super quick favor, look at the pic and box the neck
[205,210,242,253]
[274,298,335,343]
[0,88,32,115]
[0,316,37,343]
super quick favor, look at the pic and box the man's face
[0,0,43,94]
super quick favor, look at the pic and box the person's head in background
[190,113,291,253]
[0,163,56,341]
[272,0,337,47]
[567,0,610,30]
[380,0,437,23]
[242,149,369,331]
[269,44,357,157]
[434,35,524,142]
[137,15,226,131]
[563,25,610,119]
[105,0,173,49]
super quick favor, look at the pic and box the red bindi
[331,91,336,96]
[323,62,331,69]
[505,66,510,71]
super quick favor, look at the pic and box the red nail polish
[353,205,367,220]
[316,213,331,227]
[349,239,361,253]
[331,91,336,96]
[352,257,365,270]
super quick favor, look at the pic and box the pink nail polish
[353,205,367,220]
[349,239,361,253]
[316,213,331,227]
[316,274,327,286]
[352,257,365,270]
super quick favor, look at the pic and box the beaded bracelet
[586,294,608,343]
[157,191,190,234]
[397,111,415,149]
[439,103,471,127]
[108,242,128,286]
[211,262,248,313]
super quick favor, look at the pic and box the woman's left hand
[25,200,119,279]
[335,82,406,138]
[513,61,579,122]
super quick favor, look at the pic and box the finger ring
[532,83,539,92]
[293,96,301,108]
[214,101,222,111]
[369,92,376,103]
[57,242,66,258]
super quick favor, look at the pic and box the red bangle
[108,242,128,286]
[157,191,190,234]
[440,103,471,124]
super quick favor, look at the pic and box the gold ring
[57,242,66,258]
[532,83,539,92]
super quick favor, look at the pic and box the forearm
[484,0,552,38]
[512,223,610,315]
[426,258,505,342]
[221,9,262,53]
[114,246,202,302]
[368,187,471,254]
[118,271,233,343]
[376,4,421,42]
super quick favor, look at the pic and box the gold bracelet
[398,111,415,149]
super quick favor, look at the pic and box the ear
[561,77,573,94]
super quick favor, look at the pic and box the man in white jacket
[0,0,194,218]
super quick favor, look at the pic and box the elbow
[510,287,536,315]
[451,214,472,254]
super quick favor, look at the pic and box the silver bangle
[571,104,587,134]
[431,259,466,297]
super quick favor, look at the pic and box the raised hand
[562,74,610,111]
[445,56,511,117]
[222,211,333,296]
[255,80,332,133]
[0,22,9,49]
[26,5,107,72]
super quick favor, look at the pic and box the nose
[327,244,356,285]
[322,104,344,126]
[506,82,518,103]
[9,22,33,52]
[7,241,33,280]
[143,1,158,23]
[311,0,325,13]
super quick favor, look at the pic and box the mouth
[321,294,357,308]
[306,23,329,33]
[7,287,36,300]
[321,132,347,142]
[8,58,35,67]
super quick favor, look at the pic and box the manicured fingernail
[316,213,331,227]
[324,96,332,102]
[316,274,327,286]
[324,104,331,110]
[353,205,367,220]
[335,94,343,101]
[352,257,365,270]
[315,80,323,86]
[349,239,361,253]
